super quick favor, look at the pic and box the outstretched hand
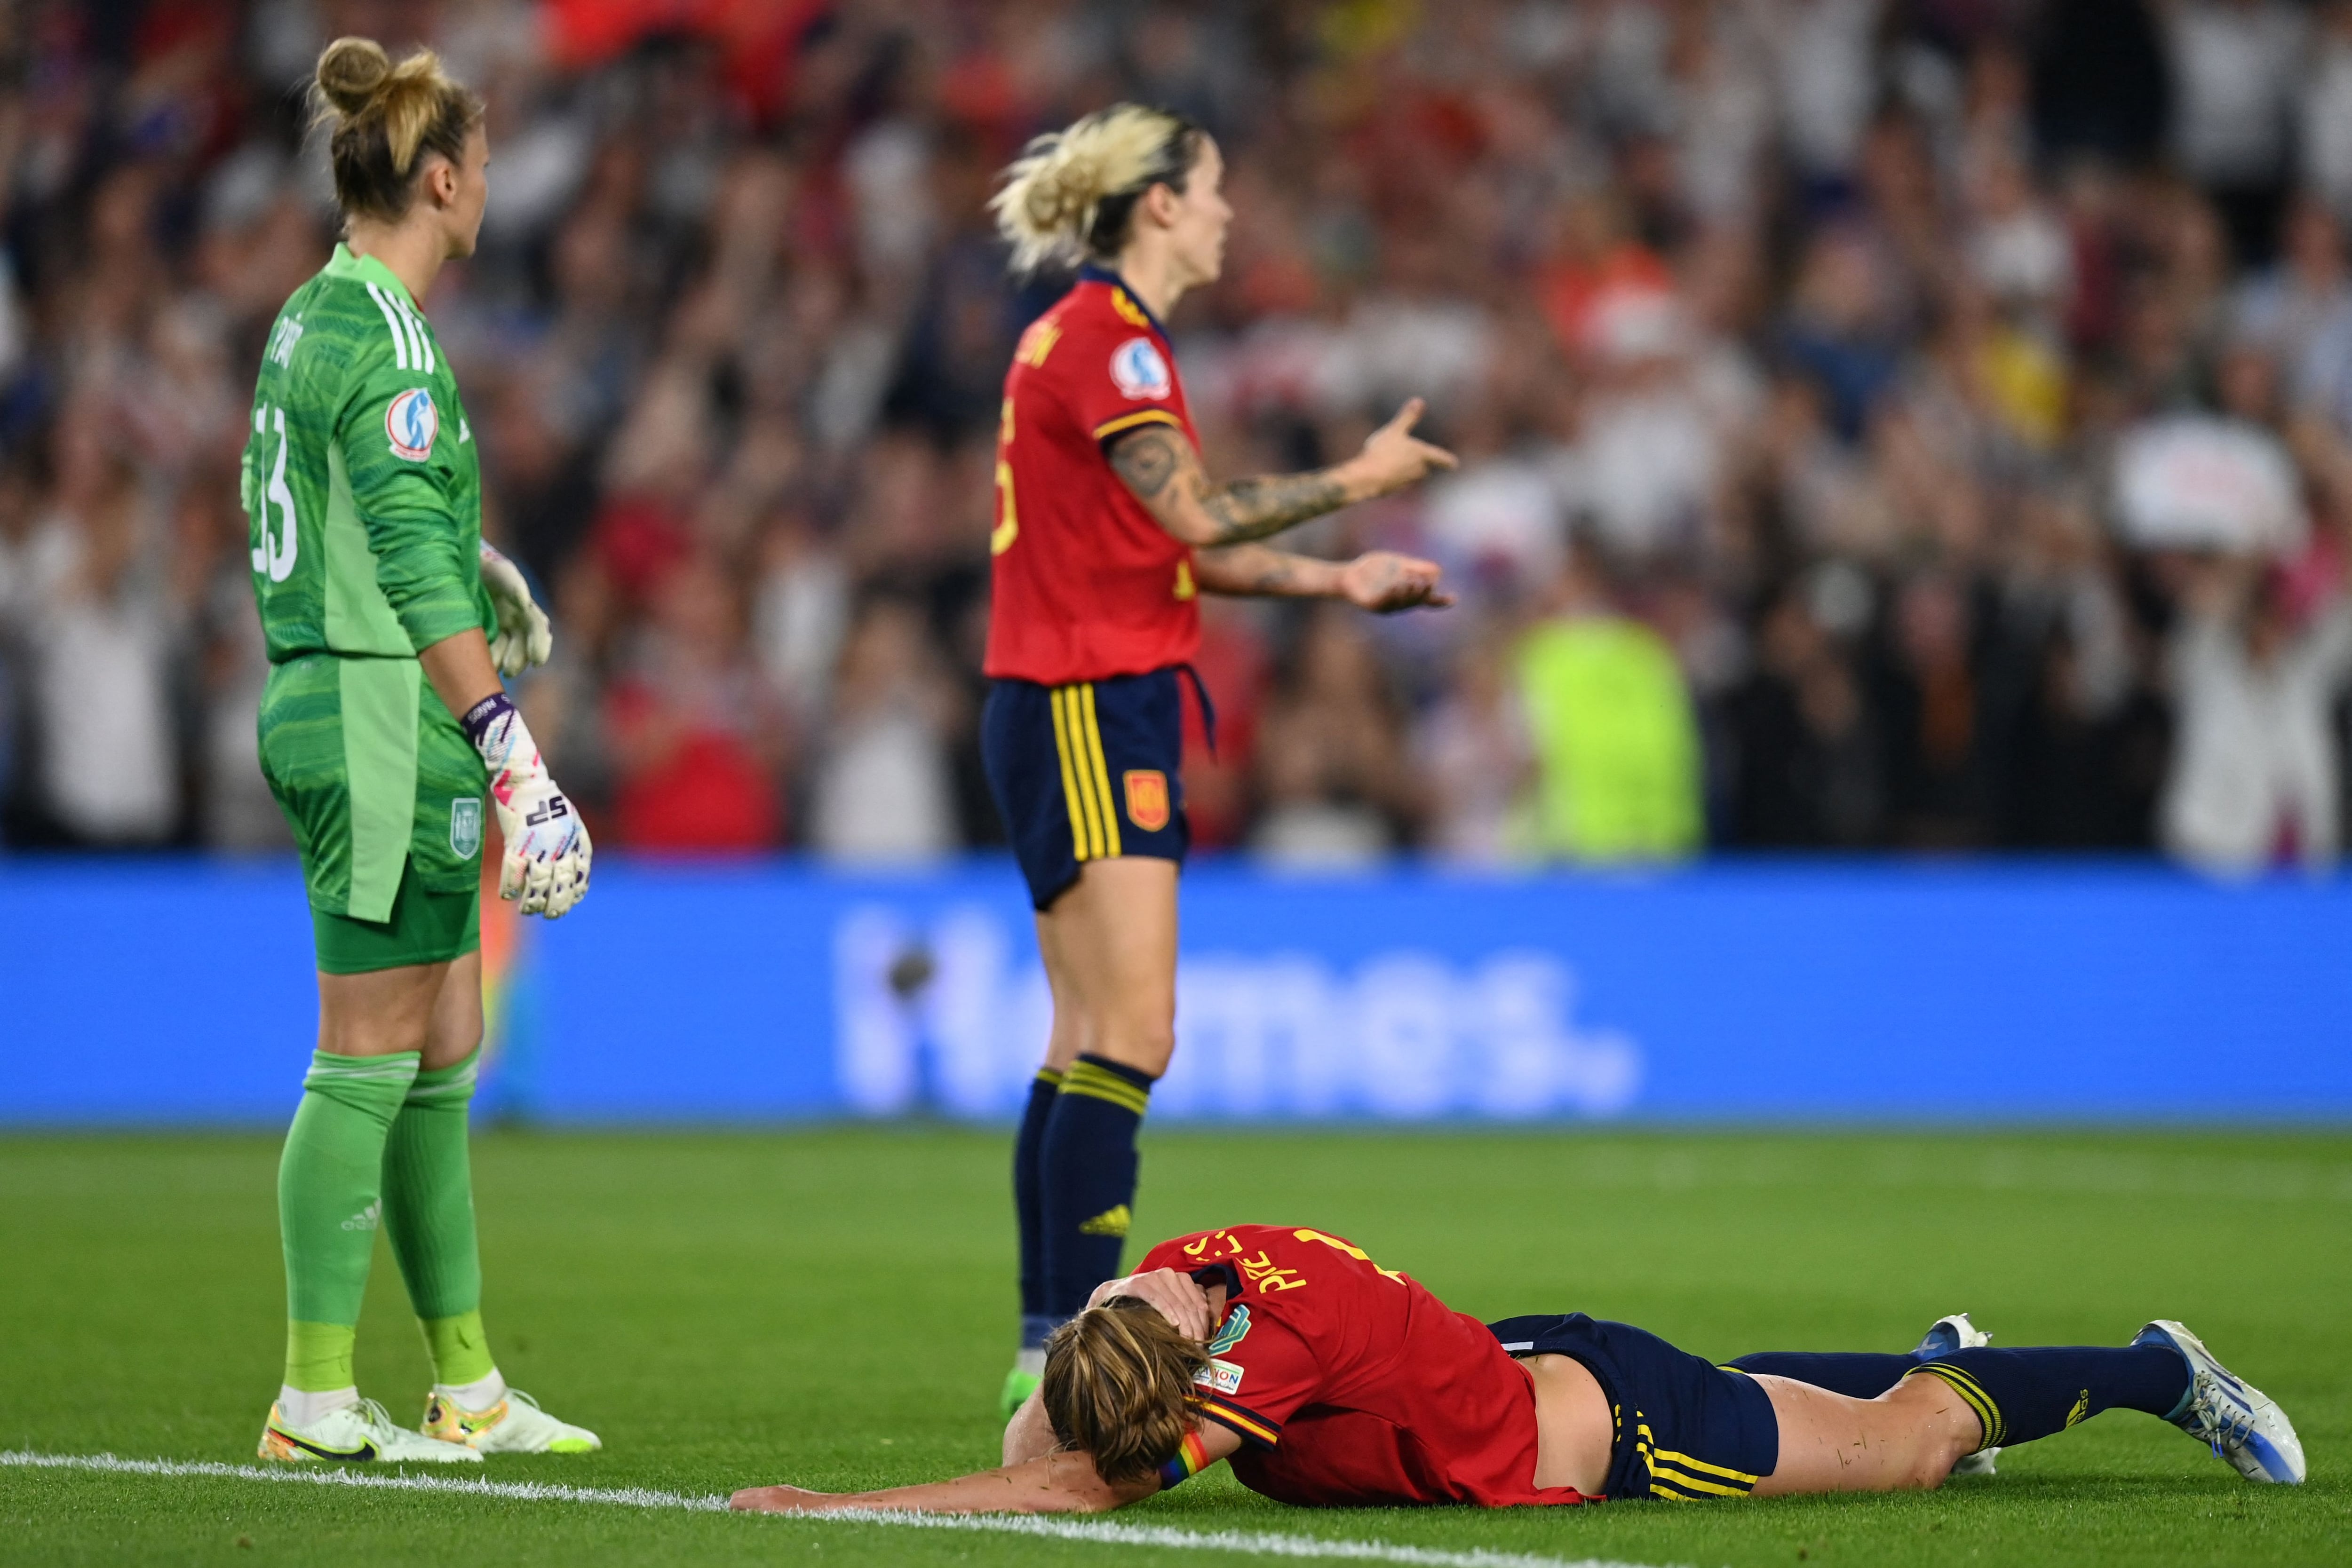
[731,1485,845,1513]
[1339,550,1454,612]
[1352,398,1459,499]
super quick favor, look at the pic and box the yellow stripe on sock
[1078,684,1123,857]
[1060,1062,1150,1114]
[1061,1077,1150,1116]
[1034,1068,1066,1087]
[1927,1365,2003,1447]
[1050,687,1100,860]
[1909,1365,2005,1449]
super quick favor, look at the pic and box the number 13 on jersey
[246,403,300,583]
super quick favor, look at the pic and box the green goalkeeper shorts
[259,652,489,930]
[312,858,482,974]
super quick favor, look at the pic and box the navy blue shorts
[1487,1314,1780,1501]
[982,670,1189,911]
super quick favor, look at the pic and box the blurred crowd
[8,0,2352,873]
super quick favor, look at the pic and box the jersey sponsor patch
[1124,768,1171,832]
[386,387,439,461]
[450,797,483,859]
[1110,336,1172,400]
[1195,1357,1247,1395]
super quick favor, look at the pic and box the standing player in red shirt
[978,104,1459,1416]
[731,1223,2303,1515]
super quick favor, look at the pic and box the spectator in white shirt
[2166,0,2306,258]
[2161,554,2352,871]
[19,455,183,845]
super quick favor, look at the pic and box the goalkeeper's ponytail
[310,37,482,225]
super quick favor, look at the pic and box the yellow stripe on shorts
[1049,686,1100,860]
[1078,683,1123,857]
[1650,1446,1759,1486]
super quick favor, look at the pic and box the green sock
[278,1050,419,1391]
[383,1049,494,1386]
[284,1320,357,1394]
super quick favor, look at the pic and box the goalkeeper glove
[459,692,591,918]
[478,543,553,678]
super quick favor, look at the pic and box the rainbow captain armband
[1158,1427,1214,1490]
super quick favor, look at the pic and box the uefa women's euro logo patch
[1109,337,1172,400]
[386,388,439,461]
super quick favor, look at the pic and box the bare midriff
[1518,1353,1614,1495]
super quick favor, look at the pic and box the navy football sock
[1039,1054,1154,1318]
[1912,1345,2191,1450]
[1727,1350,1919,1398]
[1013,1068,1063,1349]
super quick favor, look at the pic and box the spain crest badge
[1123,769,1171,832]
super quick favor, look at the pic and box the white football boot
[422,1386,602,1454]
[2132,1320,2304,1484]
[260,1397,482,1463]
[1915,1312,1999,1477]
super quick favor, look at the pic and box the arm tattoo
[1229,551,1307,595]
[1109,428,1349,545]
[1199,472,1349,543]
[1193,543,1320,598]
[1108,428,1184,500]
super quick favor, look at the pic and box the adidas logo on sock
[1079,1204,1132,1237]
[341,1200,381,1232]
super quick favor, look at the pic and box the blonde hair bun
[991,104,1198,274]
[309,37,482,220]
[313,36,391,117]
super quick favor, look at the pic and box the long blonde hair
[1040,1298,1208,1486]
[989,103,1204,275]
[309,37,483,225]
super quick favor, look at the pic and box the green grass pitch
[3,1126,2346,1567]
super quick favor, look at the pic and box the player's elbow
[1155,509,1220,548]
[1002,1425,1053,1468]
[1076,1477,1156,1513]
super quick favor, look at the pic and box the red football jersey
[1136,1225,1590,1508]
[982,266,1201,684]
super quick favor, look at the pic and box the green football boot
[1000,1349,1046,1420]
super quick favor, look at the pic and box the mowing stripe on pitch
[0,1451,1671,1568]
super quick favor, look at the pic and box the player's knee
[1904,1432,1974,1490]
[1092,1022,1174,1079]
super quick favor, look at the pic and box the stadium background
[3,0,2350,1122]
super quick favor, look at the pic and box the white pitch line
[0,1451,1670,1568]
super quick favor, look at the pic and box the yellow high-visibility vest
[1516,616,1702,862]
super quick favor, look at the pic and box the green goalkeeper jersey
[242,244,493,662]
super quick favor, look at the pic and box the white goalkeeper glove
[459,692,591,918]
[478,543,553,678]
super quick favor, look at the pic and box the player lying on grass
[731,1223,2303,1514]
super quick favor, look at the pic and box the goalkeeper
[243,37,594,1464]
